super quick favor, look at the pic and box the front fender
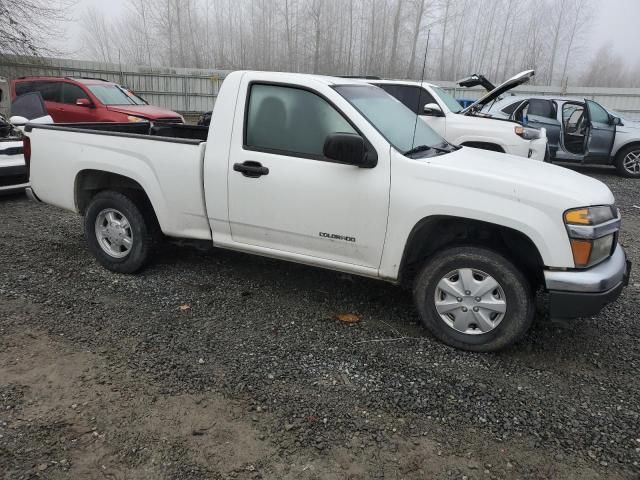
[378,149,578,280]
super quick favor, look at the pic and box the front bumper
[544,245,631,318]
[505,136,548,161]
[527,137,548,161]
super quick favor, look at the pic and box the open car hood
[461,70,535,115]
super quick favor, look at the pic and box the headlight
[564,206,619,268]
[564,206,616,225]
[127,115,145,123]
[514,125,541,140]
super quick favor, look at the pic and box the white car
[24,71,629,352]
[0,90,53,194]
[369,70,548,161]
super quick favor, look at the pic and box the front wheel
[615,145,640,178]
[413,246,535,352]
[84,190,156,273]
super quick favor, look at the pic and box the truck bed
[25,122,209,143]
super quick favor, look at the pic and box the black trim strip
[24,123,205,146]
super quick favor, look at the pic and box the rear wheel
[84,190,156,273]
[413,246,535,352]
[615,145,640,178]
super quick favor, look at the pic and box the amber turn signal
[564,208,591,225]
[569,238,592,267]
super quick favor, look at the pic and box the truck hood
[461,70,535,115]
[106,105,182,121]
[429,146,614,207]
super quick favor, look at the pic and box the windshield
[432,86,463,113]
[335,85,445,154]
[88,85,147,105]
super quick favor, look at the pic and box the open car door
[517,99,562,150]
[10,92,54,126]
[584,99,615,163]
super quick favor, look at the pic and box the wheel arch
[397,215,545,290]
[613,140,640,160]
[75,170,162,231]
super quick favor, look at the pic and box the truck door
[227,81,390,269]
[584,99,616,163]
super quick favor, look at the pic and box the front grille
[154,117,183,124]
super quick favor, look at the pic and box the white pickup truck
[24,71,630,352]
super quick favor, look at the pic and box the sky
[60,0,640,69]
[587,0,639,62]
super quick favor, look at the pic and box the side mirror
[611,116,623,126]
[423,103,444,116]
[76,98,93,107]
[323,133,377,168]
[9,115,29,125]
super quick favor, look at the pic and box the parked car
[480,95,640,177]
[368,70,549,161]
[1,92,53,194]
[24,71,630,352]
[11,77,184,124]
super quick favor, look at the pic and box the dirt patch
[0,328,622,479]
[1,330,274,479]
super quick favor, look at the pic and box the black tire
[615,145,640,178]
[84,190,156,273]
[413,246,535,352]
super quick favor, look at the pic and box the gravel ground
[1,164,639,479]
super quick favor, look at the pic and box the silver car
[482,95,640,178]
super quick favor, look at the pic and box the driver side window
[62,83,90,105]
[245,84,357,158]
[587,100,610,124]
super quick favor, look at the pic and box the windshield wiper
[404,143,455,157]
[434,140,461,152]
[404,144,433,156]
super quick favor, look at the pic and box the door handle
[233,161,269,178]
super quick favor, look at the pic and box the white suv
[370,71,548,161]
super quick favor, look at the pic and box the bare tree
[0,0,74,57]
[80,6,116,63]
[559,0,592,86]
[406,0,427,78]
[70,0,609,87]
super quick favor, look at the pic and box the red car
[11,77,184,124]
